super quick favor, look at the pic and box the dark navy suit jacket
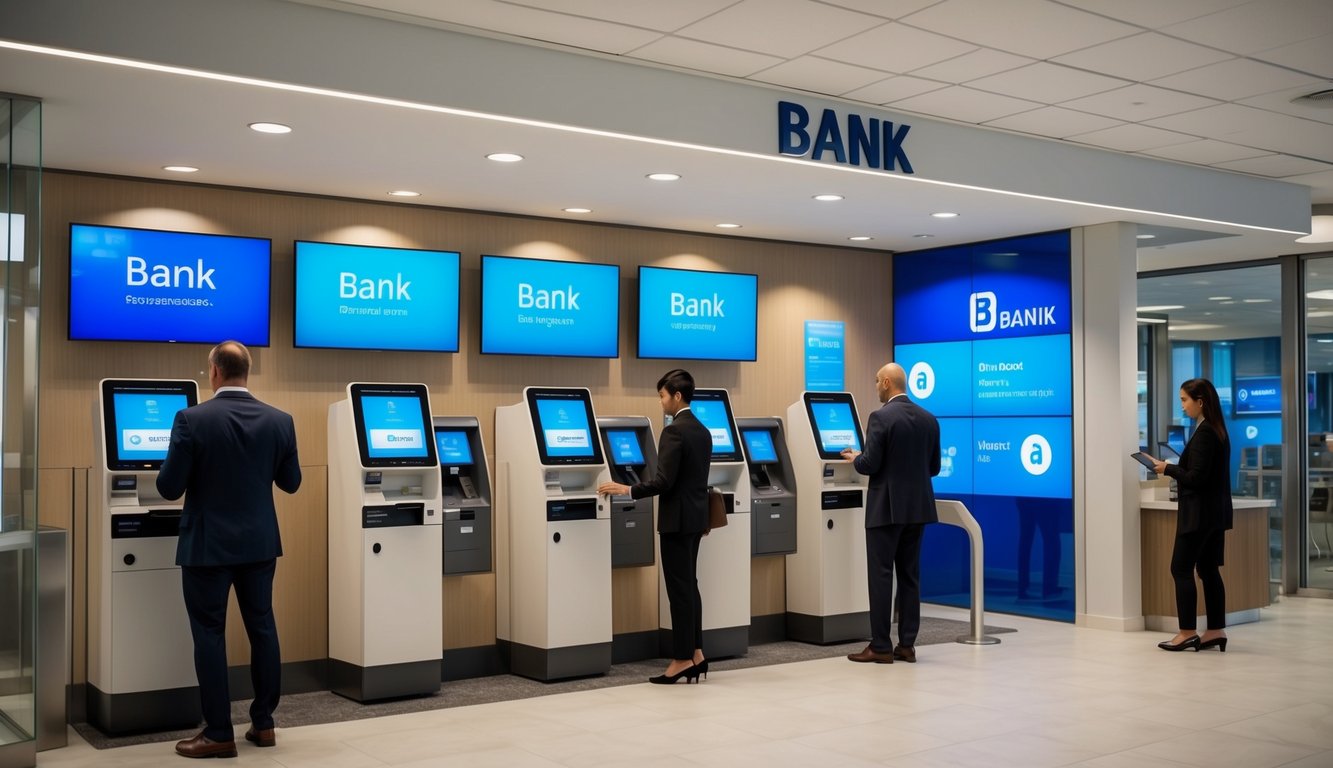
[157,389,302,566]
[853,395,941,528]
[631,408,712,534]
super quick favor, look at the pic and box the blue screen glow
[481,255,619,357]
[434,429,473,466]
[742,429,779,464]
[971,334,1072,417]
[606,429,645,465]
[359,395,429,459]
[1234,376,1281,416]
[690,399,736,455]
[112,393,189,461]
[638,266,757,361]
[933,418,973,497]
[811,401,861,453]
[535,397,595,457]
[971,417,1072,498]
[893,340,974,418]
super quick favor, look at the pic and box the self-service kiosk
[434,418,493,575]
[495,388,612,681]
[89,379,201,734]
[328,383,442,701]
[661,389,750,658]
[597,418,656,568]
[785,392,870,643]
[736,417,797,557]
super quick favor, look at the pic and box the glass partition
[1304,257,1333,591]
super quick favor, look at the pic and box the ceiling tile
[627,37,784,77]
[909,48,1034,82]
[1148,103,1333,163]
[984,106,1122,138]
[1161,0,1333,55]
[1068,123,1197,152]
[890,86,1044,123]
[1054,0,1252,27]
[967,62,1128,103]
[674,0,883,58]
[1141,139,1270,164]
[751,56,893,95]
[815,22,976,73]
[899,0,1139,59]
[1151,58,1324,101]
[365,0,665,54]
[1060,83,1221,121]
[1213,154,1333,177]
[1237,85,1333,127]
[499,0,736,31]
[818,0,942,18]
[842,75,950,104]
[1052,33,1234,82]
[1251,33,1333,79]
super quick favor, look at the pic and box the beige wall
[38,171,892,680]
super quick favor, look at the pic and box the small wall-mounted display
[637,265,757,361]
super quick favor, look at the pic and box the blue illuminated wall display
[481,255,619,358]
[1233,375,1281,416]
[638,266,757,361]
[69,223,271,345]
[804,320,845,391]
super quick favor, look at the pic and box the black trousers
[659,531,704,661]
[182,560,281,742]
[867,523,925,652]
[1170,528,1227,631]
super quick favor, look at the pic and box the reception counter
[1140,498,1272,631]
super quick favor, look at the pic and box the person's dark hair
[210,340,251,382]
[1180,377,1227,442]
[657,369,695,403]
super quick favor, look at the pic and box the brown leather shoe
[847,644,893,663]
[892,645,916,663]
[244,727,276,747]
[175,731,237,758]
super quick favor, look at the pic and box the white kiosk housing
[328,383,442,701]
[785,392,870,643]
[659,388,751,658]
[495,387,612,681]
[88,379,201,734]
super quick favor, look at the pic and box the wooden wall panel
[612,566,658,634]
[751,556,787,616]
[443,573,496,649]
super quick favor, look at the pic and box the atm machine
[88,379,201,733]
[597,417,656,568]
[661,389,751,658]
[433,417,493,575]
[328,383,442,701]
[495,387,612,680]
[737,417,797,557]
[784,391,870,643]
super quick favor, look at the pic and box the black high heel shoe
[649,663,699,685]
[1157,635,1201,652]
[693,659,708,680]
[1197,637,1228,652]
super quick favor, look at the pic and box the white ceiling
[3,0,1333,264]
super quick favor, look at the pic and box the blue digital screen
[606,429,645,465]
[481,255,620,357]
[933,418,973,497]
[1234,376,1280,415]
[111,393,189,461]
[811,401,861,453]
[742,429,779,465]
[690,398,736,455]
[535,396,596,457]
[893,340,974,417]
[359,395,429,459]
[970,417,1072,499]
[294,241,459,352]
[804,320,845,391]
[69,224,271,345]
[971,334,1072,416]
[434,429,473,466]
[637,266,757,361]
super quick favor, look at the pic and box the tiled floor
[36,598,1333,767]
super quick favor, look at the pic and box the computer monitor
[690,389,742,463]
[348,383,437,468]
[525,388,604,466]
[605,429,645,466]
[1166,424,1186,454]
[802,392,864,460]
[433,428,474,467]
[100,379,199,470]
[741,429,779,466]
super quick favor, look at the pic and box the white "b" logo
[908,361,936,399]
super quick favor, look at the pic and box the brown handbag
[706,487,728,533]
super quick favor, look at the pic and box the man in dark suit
[157,341,302,757]
[842,362,940,664]
[598,369,712,683]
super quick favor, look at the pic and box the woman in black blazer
[1152,378,1233,652]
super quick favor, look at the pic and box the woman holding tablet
[1149,378,1233,652]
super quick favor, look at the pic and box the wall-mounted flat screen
[690,389,742,463]
[741,429,779,465]
[70,223,271,345]
[605,429,645,466]
[294,241,460,352]
[349,383,436,468]
[637,265,758,361]
[526,387,604,466]
[481,255,619,358]
[1234,375,1280,416]
[803,392,864,460]
[100,379,199,470]
[433,428,474,467]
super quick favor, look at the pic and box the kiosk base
[656,625,748,660]
[329,658,441,702]
[785,611,870,645]
[501,640,612,682]
[87,683,200,735]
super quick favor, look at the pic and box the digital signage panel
[1233,375,1281,416]
[893,245,972,345]
[70,223,271,345]
[481,255,619,358]
[970,417,1073,499]
[638,266,757,361]
[294,241,460,352]
[893,340,973,418]
[971,334,1072,417]
[932,417,973,497]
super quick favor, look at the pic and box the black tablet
[1130,452,1158,471]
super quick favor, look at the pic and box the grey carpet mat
[74,616,1014,749]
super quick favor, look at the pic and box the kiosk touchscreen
[434,419,493,575]
[328,383,442,701]
[598,419,656,569]
[496,388,612,681]
[785,392,870,643]
[659,389,751,658]
[89,379,201,734]
[737,418,797,557]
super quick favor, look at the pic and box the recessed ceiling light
[848,236,873,241]
[813,194,843,202]
[248,122,291,134]
[931,212,959,218]
[1136,305,1183,312]
[486,152,523,162]
[1136,317,1168,324]
[1137,234,1156,240]
[162,165,198,173]
[563,207,592,213]
[388,190,420,197]
[913,234,934,238]
[646,173,681,181]
[1207,296,1232,301]
[1317,338,1333,343]
[1242,298,1272,304]
[716,223,741,229]
[1308,290,1333,300]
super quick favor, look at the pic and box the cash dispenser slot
[111,510,182,539]
[821,489,863,510]
[362,502,425,528]
[547,498,598,522]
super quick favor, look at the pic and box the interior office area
[4,1,1333,766]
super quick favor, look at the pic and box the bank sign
[777,101,914,174]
